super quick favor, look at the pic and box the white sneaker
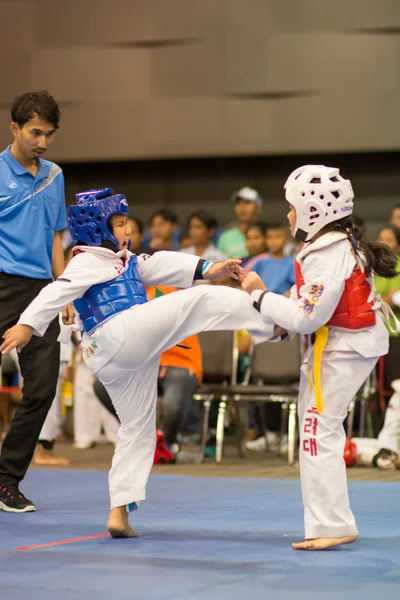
[73,441,95,450]
[245,432,280,452]
[245,436,267,452]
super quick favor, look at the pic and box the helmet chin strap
[294,227,308,242]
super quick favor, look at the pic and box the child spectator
[181,210,226,262]
[251,224,295,295]
[241,221,269,274]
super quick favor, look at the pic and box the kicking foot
[33,446,70,466]
[107,506,138,538]
[292,535,358,550]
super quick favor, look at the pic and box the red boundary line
[16,532,109,551]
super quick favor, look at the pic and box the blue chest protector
[74,255,147,334]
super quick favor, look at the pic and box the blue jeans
[159,367,199,445]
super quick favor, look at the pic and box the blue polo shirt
[0,146,67,279]
[251,255,295,295]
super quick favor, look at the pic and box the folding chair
[193,330,238,462]
[229,337,301,465]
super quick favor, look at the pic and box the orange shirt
[146,286,203,383]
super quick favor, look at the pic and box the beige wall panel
[394,0,400,25]
[271,0,396,32]
[0,53,31,103]
[224,33,398,95]
[0,1,36,52]
[224,0,396,33]
[31,48,150,102]
[150,40,222,97]
[223,34,269,94]
[146,98,222,156]
[0,109,12,150]
[37,0,146,46]
[51,102,147,162]
[270,92,400,154]
[224,0,275,34]
[146,0,223,40]
[222,99,273,155]
[266,33,398,93]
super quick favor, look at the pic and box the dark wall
[61,151,400,239]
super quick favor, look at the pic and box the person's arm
[52,172,75,324]
[137,251,243,287]
[52,230,65,279]
[0,253,117,354]
[243,245,350,335]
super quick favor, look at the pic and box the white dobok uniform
[250,231,391,539]
[18,247,276,509]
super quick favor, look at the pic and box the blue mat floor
[0,470,399,600]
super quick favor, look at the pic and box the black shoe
[0,485,36,513]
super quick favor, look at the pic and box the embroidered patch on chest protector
[83,341,99,361]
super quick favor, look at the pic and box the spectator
[32,331,72,465]
[250,224,295,295]
[33,243,76,465]
[181,210,226,262]
[217,187,263,258]
[0,90,73,513]
[346,379,400,469]
[375,227,400,390]
[73,350,119,449]
[127,215,154,255]
[390,205,400,231]
[241,221,269,274]
[149,208,180,251]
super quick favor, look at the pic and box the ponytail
[334,216,398,279]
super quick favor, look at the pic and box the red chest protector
[295,260,376,330]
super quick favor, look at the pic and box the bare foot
[292,535,358,550]
[107,506,138,538]
[33,446,70,466]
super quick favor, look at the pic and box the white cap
[231,186,263,206]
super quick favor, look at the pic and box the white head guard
[284,165,354,242]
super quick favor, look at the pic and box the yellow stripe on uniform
[313,326,329,414]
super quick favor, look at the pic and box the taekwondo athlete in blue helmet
[0,188,281,538]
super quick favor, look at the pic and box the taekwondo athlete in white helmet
[243,165,400,551]
[0,188,280,539]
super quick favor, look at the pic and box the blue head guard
[67,188,129,248]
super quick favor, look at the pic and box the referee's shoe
[0,484,36,512]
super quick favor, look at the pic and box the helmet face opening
[284,165,354,242]
[67,188,128,248]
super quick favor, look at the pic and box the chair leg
[201,397,212,459]
[258,402,269,451]
[280,402,288,454]
[347,399,355,439]
[288,401,297,466]
[216,396,227,464]
[359,397,367,438]
[235,404,246,459]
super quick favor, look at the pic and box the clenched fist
[242,272,267,295]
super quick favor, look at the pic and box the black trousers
[0,272,60,487]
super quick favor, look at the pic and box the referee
[0,91,73,512]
